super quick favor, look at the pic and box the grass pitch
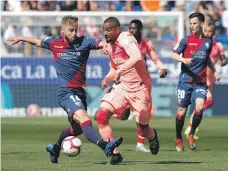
[1,117,228,171]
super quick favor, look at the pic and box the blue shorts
[57,87,87,121]
[177,82,207,108]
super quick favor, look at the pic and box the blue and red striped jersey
[41,36,101,88]
[173,33,213,83]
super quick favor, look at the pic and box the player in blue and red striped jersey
[172,12,220,151]
[7,15,123,164]
[184,24,227,139]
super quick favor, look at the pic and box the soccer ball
[27,104,40,117]
[61,136,82,157]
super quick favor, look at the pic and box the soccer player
[95,17,160,164]
[111,19,167,153]
[172,12,220,151]
[184,24,227,138]
[7,15,123,163]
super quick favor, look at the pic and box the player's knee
[136,123,149,137]
[96,108,111,126]
[73,109,90,123]
[120,108,131,120]
[195,102,204,112]
[178,107,187,115]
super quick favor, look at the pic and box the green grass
[1,117,228,171]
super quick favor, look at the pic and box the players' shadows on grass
[96,161,202,165]
[159,149,210,152]
[151,161,202,164]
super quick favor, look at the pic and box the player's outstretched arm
[147,41,167,78]
[147,40,166,70]
[7,36,42,47]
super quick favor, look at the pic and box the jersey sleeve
[117,34,142,74]
[85,37,101,50]
[146,40,166,69]
[41,37,56,50]
[173,37,187,55]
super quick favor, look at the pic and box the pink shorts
[101,84,152,125]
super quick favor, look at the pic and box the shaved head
[104,17,120,27]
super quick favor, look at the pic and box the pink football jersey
[106,32,151,91]
[139,37,166,69]
[210,41,225,64]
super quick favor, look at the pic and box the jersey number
[177,89,185,99]
[70,95,81,106]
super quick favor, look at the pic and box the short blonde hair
[62,15,78,26]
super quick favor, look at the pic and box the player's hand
[182,58,192,65]
[114,74,121,85]
[102,45,109,55]
[101,77,109,88]
[7,37,22,46]
[214,72,220,82]
[218,59,227,66]
[159,69,168,78]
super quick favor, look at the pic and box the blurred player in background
[95,17,160,165]
[7,15,123,164]
[172,12,220,152]
[184,24,227,139]
[111,19,167,153]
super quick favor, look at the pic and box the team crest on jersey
[73,44,80,49]
[205,43,210,49]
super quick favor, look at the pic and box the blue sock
[80,120,103,145]
[190,110,202,135]
[176,113,185,139]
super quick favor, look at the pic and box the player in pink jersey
[95,17,160,165]
[110,19,167,153]
[184,24,227,138]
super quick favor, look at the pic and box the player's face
[189,17,203,34]
[204,26,214,39]
[103,22,120,43]
[129,23,140,36]
[62,22,78,43]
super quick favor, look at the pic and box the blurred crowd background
[1,0,228,57]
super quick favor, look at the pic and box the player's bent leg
[74,109,123,157]
[188,98,204,150]
[46,123,83,164]
[96,107,114,142]
[135,105,155,153]
[136,122,159,155]
[184,97,199,140]
[175,107,187,152]
[96,103,123,164]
